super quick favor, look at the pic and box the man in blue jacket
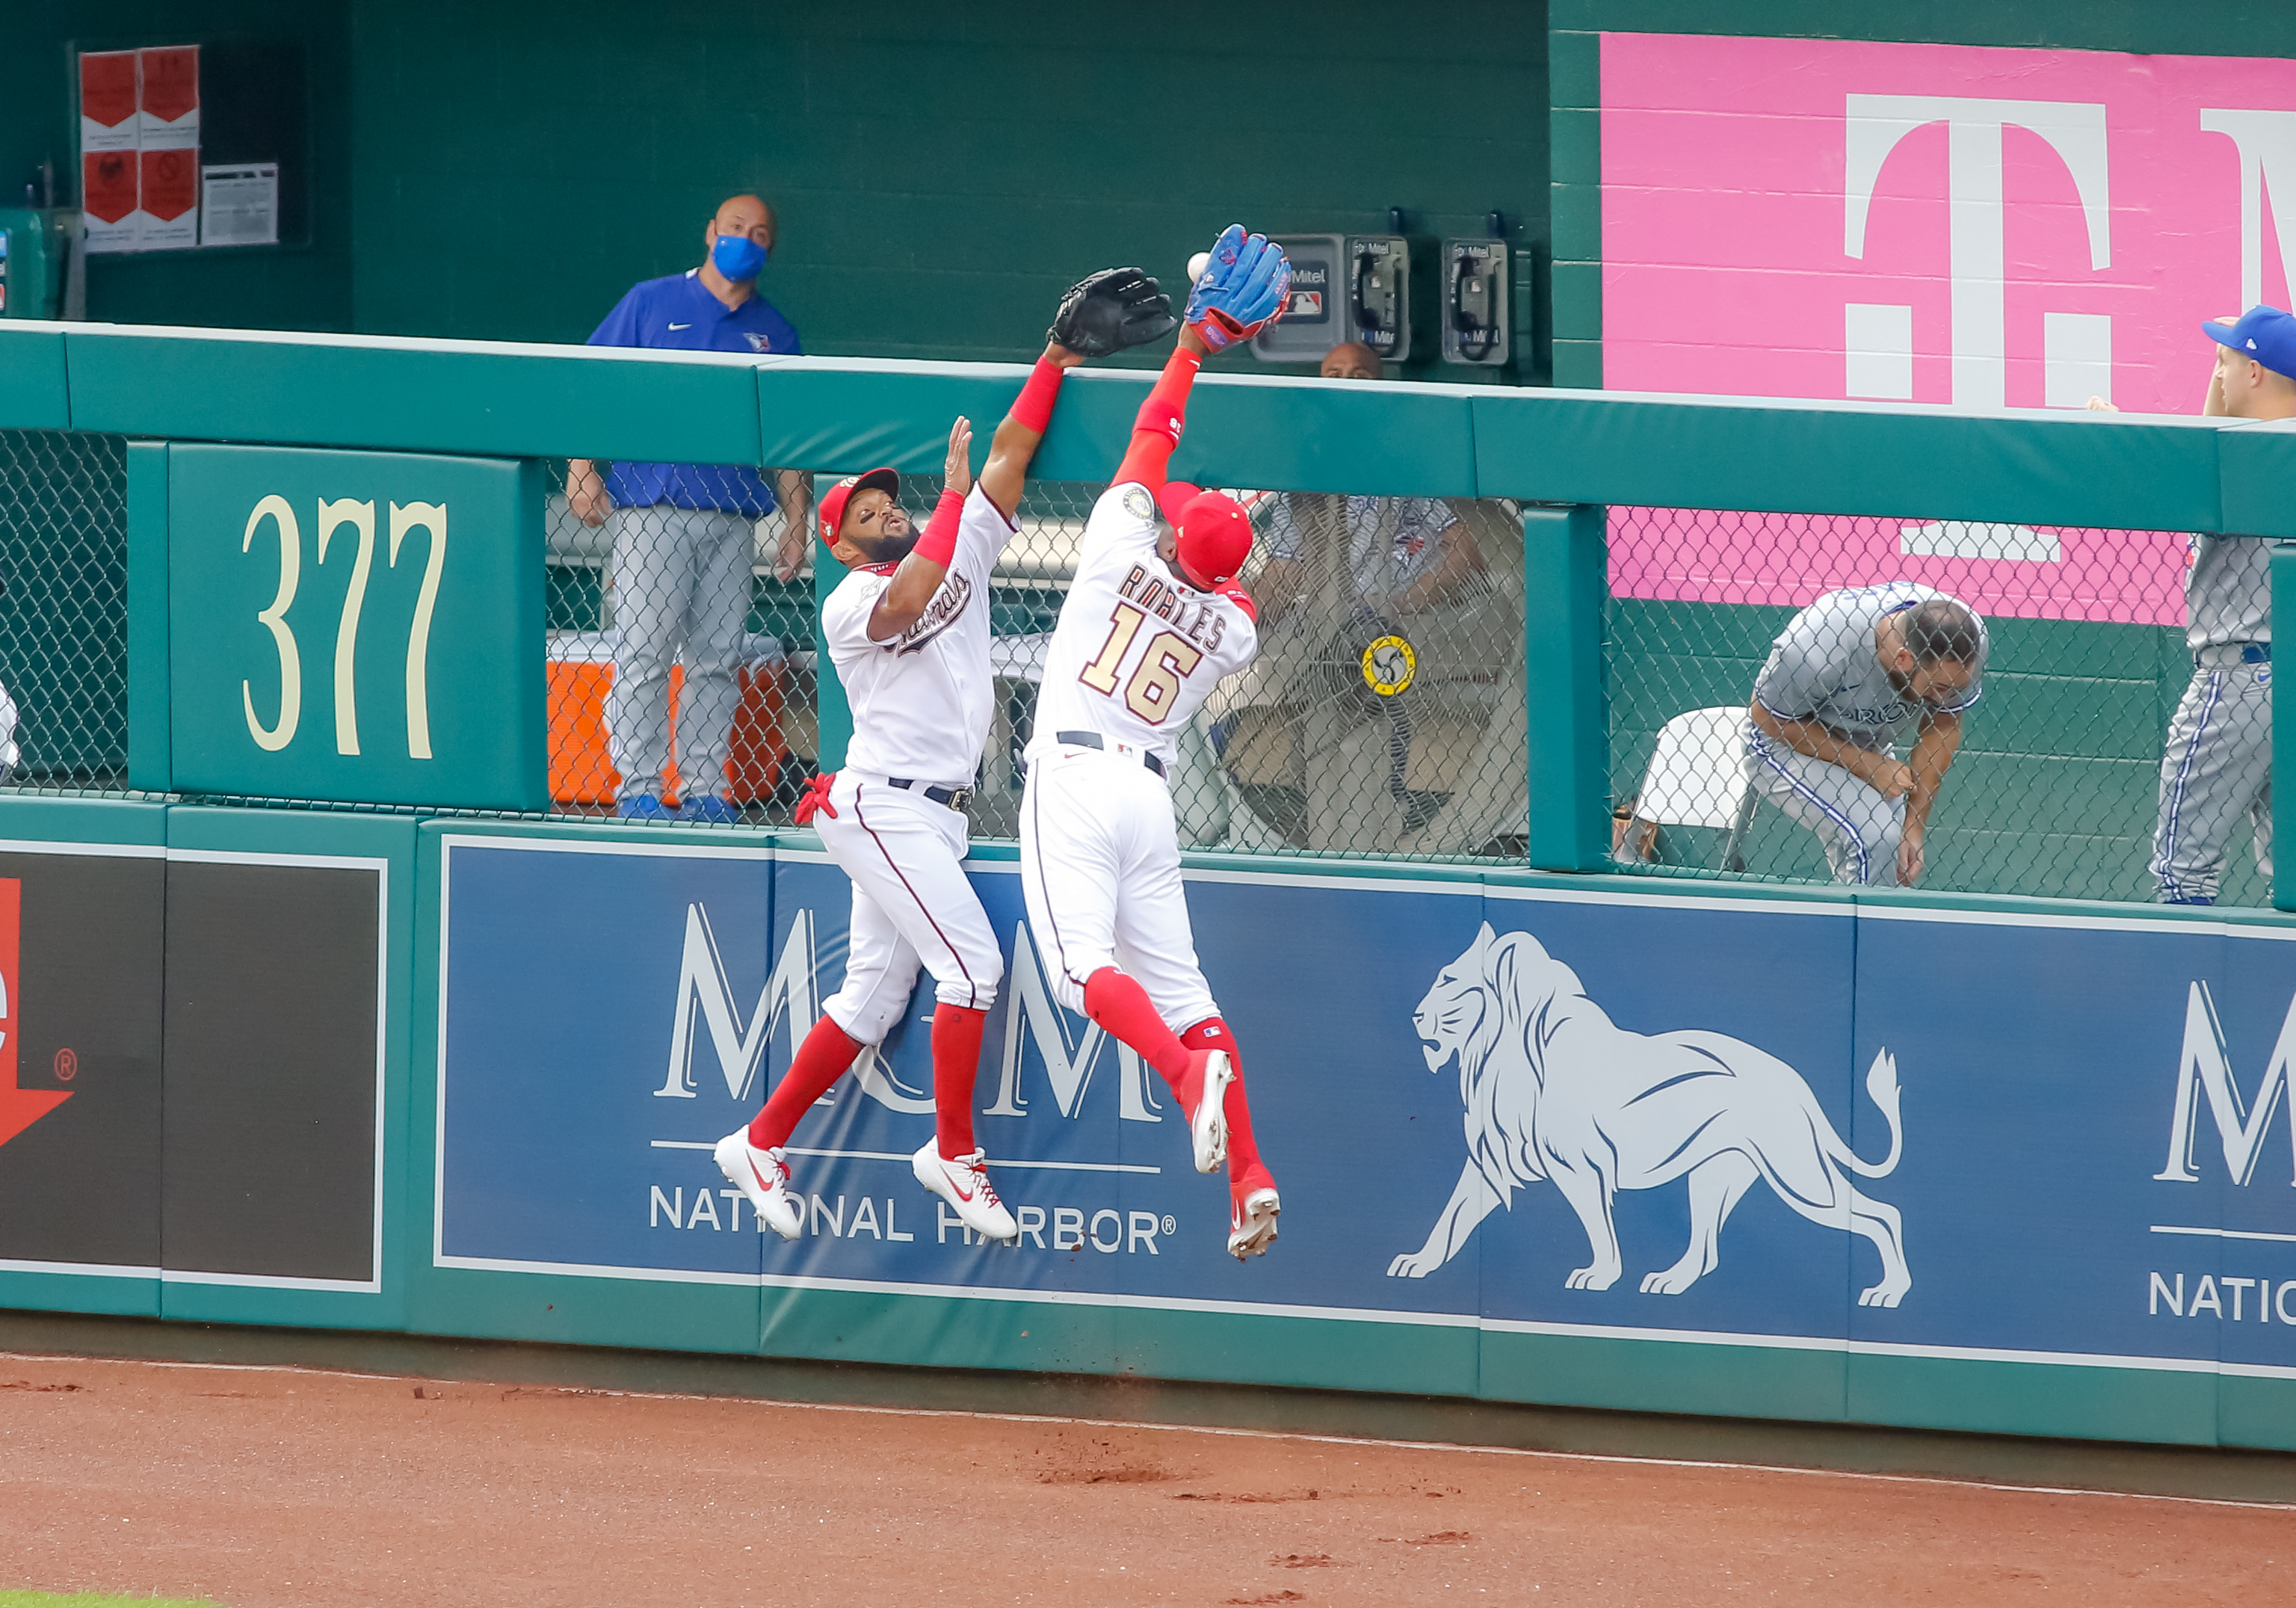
[568,192,812,821]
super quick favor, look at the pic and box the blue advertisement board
[434,836,2296,1384]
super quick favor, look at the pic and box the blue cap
[2201,305,2296,381]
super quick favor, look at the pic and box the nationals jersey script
[824,483,1016,785]
[1027,482,1259,768]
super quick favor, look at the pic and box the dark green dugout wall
[342,0,1550,370]
[0,1,1552,372]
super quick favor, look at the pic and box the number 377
[239,493,447,760]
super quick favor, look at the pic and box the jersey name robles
[1027,483,1257,766]
[824,484,1016,785]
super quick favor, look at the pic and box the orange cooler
[546,632,803,807]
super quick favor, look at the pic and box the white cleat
[911,1141,1018,1243]
[1186,1050,1234,1174]
[715,1129,803,1241]
[1228,1186,1281,1260]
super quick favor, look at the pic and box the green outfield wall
[0,323,2287,1457]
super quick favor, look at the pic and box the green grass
[0,1594,226,1607]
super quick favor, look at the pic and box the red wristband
[912,488,963,568]
[1010,355,1065,435]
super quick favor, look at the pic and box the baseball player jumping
[1020,226,1292,1260]
[2093,306,2296,904]
[717,269,1179,1244]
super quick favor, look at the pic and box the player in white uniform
[715,270,1178,1243]
[1021,226,1292,1260]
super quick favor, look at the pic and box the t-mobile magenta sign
[1600,34,2296,415]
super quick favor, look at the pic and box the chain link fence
[0,430,128,793]
[1605,505,2268,905]
[545,458,818,823]
[1212,490,1525,857]
[934,479,1524,859]
[16,430,2255,902]
[555,459,1530,857]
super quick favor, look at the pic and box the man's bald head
[1321,342,1383,381]
[709,194,776,252]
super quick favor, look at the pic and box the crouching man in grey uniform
[2097,306,2296,904]
[1745,584,1988,886]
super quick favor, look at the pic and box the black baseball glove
[1048,267,1179,357]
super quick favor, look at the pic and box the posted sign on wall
[1600,34,2296,414]
[166,446,544,809]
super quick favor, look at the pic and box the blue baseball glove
[1185,225,1293,351]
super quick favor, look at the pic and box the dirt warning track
[0,1352,2288,1607]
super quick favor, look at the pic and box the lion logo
[1387,922,1912,1307]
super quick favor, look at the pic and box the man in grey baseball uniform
[2100,306,2296,903]
[1745,583,1988,886]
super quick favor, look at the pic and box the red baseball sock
[749,1015,862,1150]
[1188,1017,1267,1187]
[932,1004,989,1159]
[1083,967,1200,1109]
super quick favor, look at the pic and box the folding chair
[1618,706,1758,872]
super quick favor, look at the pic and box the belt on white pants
[843,770,973,810]
[1050,730,1167,778]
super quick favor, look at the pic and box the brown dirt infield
[0,1351,2288,1607]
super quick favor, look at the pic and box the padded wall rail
[1,321,2291,529]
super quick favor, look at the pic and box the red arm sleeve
[1114,346,1204,492]
[910,487,964,570]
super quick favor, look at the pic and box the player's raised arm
[868,418,974,641]
[1113,227,1291,492]
[978,268,1177,518]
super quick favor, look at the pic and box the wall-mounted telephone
[1348,235,1411,363]
[1441,238,1509,367]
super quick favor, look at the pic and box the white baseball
[1187,250,1210,283]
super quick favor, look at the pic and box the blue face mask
[711,232,768,282]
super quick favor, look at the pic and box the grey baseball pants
[605,505,753,804]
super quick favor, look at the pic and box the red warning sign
[141,148,197,222]
[0,877,68,1150]
[82,150,138,224]
[78,51,138,131]
[139,46,199,124]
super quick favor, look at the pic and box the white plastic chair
[0,678,17,785]
[1620,706,1756,872]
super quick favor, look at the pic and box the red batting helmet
[816,466,900,548]
[1155,481,1251,589]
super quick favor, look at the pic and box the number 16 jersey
[1026,481,1259,769]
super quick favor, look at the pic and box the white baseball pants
[813,772,1003,1044]
[606,505,753,803]
[1019,746,1220,1029]
[2152,663,2274,903]
[1745,727,1904,887]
